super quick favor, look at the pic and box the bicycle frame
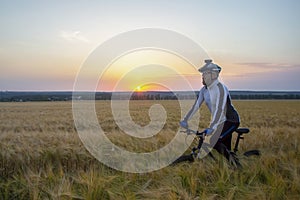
[172,127,260,165]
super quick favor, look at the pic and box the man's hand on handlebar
[179,120,188,129]
[179,120,214,137]
[203,128,214,135]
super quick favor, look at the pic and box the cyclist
[180,59,240,164]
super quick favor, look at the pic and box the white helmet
[198,59,221,73]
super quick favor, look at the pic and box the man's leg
[219,121,239,150]
[213,141,231,160]
[222,133,232,150]
[213,139,242,168]
[213,121,239,160]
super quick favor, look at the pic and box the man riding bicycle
[180,59,240,164]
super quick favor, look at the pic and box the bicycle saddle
[235,128,250,134]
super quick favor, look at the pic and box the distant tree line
[130,93,178,100]
[230,94,300,100]
[0,91,299,102]
[230,91,300,100]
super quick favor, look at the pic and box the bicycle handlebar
[180,128,205,137]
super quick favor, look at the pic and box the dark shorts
[208,121,239,160]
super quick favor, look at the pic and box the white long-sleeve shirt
[184,79,239,131]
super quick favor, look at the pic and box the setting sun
[135,85,142,92]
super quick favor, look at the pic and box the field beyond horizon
[0,100,299,199]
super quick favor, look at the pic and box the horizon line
[1,90,300,93]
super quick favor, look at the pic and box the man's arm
[209,83,227,131]
[183,87,205,122]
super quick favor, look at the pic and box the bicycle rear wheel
[243,150,261,157]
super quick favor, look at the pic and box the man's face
[202,71,212,86]
[202,71,219,86]
[202,76,206,86]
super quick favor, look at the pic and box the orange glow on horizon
[97,49,200,92]
[133,83,172,92]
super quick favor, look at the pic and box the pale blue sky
[0,0,299,91]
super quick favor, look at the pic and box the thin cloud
[60,30,90,43]
[236,62,299,69]
[225,62,300,79]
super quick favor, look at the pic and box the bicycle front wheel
[172,154,194,165]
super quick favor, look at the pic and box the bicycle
[172,127,260,168]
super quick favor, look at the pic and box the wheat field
[0,100,299,199]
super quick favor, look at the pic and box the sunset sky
[1,0,299,91]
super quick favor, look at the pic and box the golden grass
[0,100,299,199]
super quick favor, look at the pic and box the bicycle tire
[243,150,260,157]
[172,154,194,165]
